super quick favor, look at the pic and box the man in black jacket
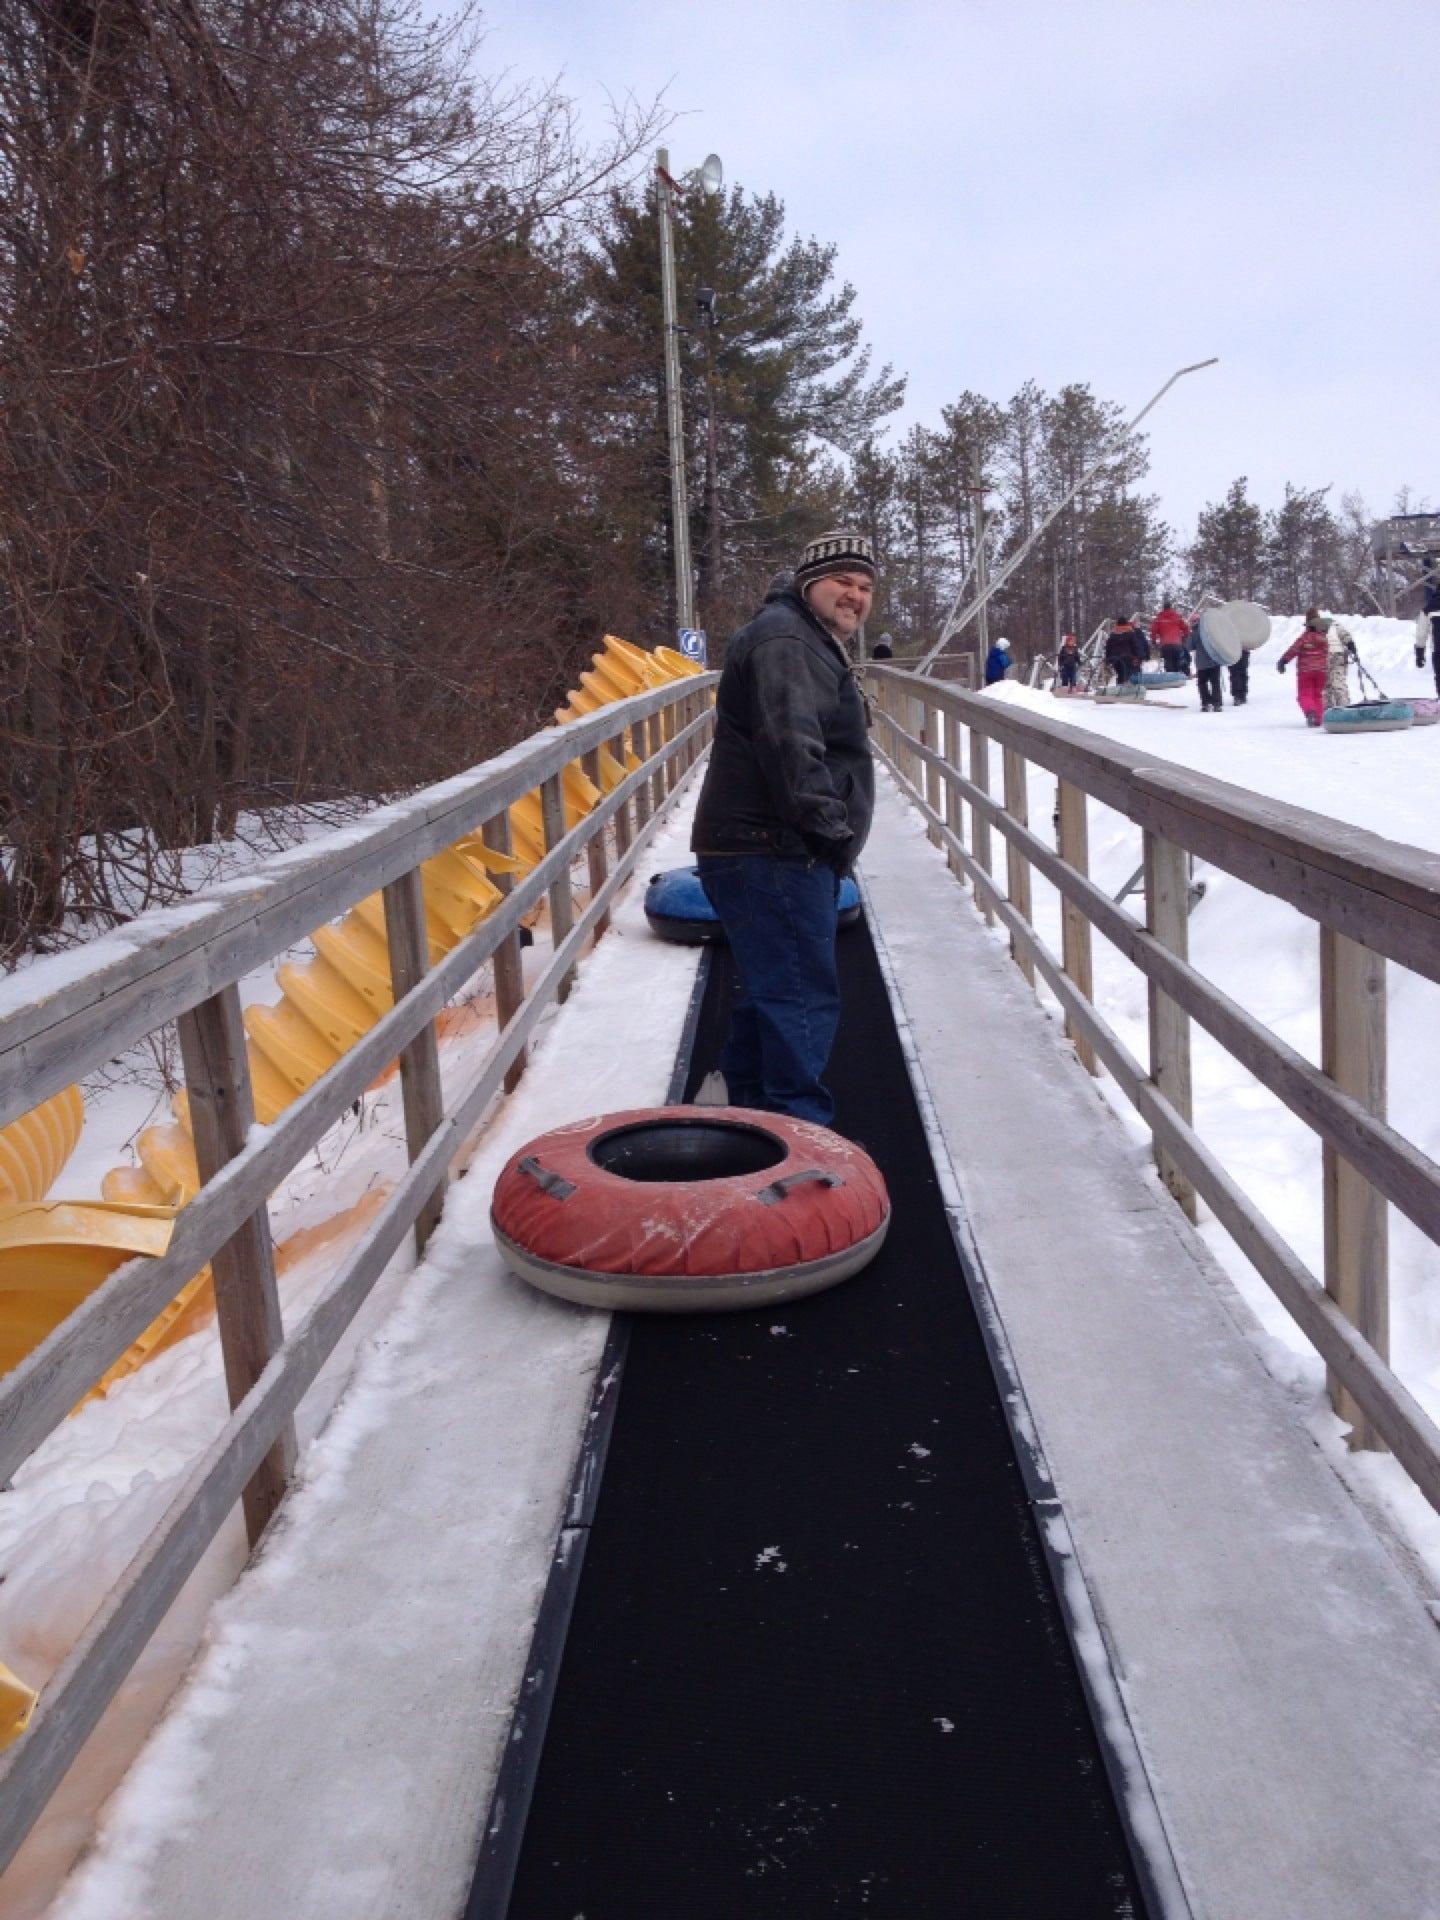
[691,530,877,1124]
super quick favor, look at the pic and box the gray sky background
[476,0,1435,542]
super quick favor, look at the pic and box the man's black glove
[1417,644,1427,669]
[1346,640,1359,661]
[809,835,853,876]
[1276,660,1286,674]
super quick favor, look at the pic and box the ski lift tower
[1370,511,1440,615]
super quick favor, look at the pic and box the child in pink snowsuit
[1278,609,1331,727]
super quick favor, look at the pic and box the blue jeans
[696,856,842,1126]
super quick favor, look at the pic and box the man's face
[805,569,874,639]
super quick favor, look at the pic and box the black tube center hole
[588,1120,787,1183]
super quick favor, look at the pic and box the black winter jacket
[691,589,874,869]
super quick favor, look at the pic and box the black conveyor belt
[480,920,1149,1917]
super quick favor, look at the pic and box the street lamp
[656,149,723,651]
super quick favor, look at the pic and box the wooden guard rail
[870,665,1440,1512]
[0,673,716,1872]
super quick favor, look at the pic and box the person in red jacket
[1277,608,1331,726]
[1149,599,1190,673]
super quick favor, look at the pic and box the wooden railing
[870,665,1440,1512]
[0,674,715,1870]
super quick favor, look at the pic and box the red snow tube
[491,1106,890,1312]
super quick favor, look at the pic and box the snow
[977,616,1440,1575]
[7,801,704,1920]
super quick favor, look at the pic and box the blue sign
[678,628,708,664]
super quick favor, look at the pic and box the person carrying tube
[1191,616,1225,711]
[1277,607,1332,727]
[691,531,877,1126]
[1104,614,1147,686]
[984,636,1012,684]
[1149,598,1190,673]
[1056,632,1082,687]
[1325,615,1357,712]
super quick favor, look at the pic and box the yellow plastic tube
[0,1086,84,1206]
[0,1662,37,1752]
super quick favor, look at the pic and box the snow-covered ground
[979,614,1440,1565]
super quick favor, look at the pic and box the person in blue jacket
[984,636,1011,684]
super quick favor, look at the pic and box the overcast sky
[476,0,1435,540]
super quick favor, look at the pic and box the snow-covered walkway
[36,746,1440,1920]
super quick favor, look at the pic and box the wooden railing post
[1056,779,1098,1075]
[632,722,654,830]
[1002,745,1035,985]
[381,867,447,1254]
[1321,928,1389,1450]
[942,706,964,880]
[581,747,611,940]
[969,726,995,925]
[539,771,577,1003]
[482,810,527,1093]
[610,732,635,859]
[1144,830,1197,1220]
[923,695,943,848]
[177,986,296,1546]
[646,711,667,813]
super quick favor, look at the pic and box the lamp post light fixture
[656,149,723,643]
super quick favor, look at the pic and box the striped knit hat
[793,530,877,597]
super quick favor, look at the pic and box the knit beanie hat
[793,530,877,597]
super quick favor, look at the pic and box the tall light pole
[656,150,723,645]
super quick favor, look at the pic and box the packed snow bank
[10,803,703,1920]
[977,616,1440,1570]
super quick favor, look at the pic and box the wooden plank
[1002,745,1035,985]
[539,773,577,1003]
[176,988,295,1544]
[482,809,527,1094]
[1321,928,1389,1450]
[609,732,635,861]
[382,868,447,1254]
[632,722,653,829]
[646,712,666,817]
[1056,779,1098,1075]
[969,727,994,926]
[581,747,611,940]
[923,697,943,849]
[942,707,964,881]
[873,751,1440,1513]
[0,676,719,1128]
[1144,831,1197,1221]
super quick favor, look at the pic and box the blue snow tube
[645,865,863,945]
[1321,701,1415,734]
[1136,671,1187,688]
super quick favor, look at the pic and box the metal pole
[972,452,990,672]
[657,151,696,635]
[915,357,1219,675]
